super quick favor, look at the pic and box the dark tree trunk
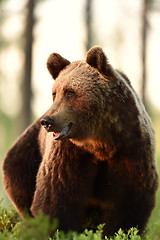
[141,0,149,109]
[21,0,35,131]
[85,0,93,51]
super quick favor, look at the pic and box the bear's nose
[40,117,54,131]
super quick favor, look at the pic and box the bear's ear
[47,53,70,79]
[86,46,114,77]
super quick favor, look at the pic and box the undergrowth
[0,200,153,240]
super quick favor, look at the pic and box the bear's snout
[40,117,54,132]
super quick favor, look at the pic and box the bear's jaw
[53,122,72,140]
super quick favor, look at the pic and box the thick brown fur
[3,46,159,236]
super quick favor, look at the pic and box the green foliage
[146,114,160,240]
[53,224,105,240]
[15,213,58,240]
[105,228,147,240]
[0,202,58,240]
[0,200,151,240]
[0,200,20,232]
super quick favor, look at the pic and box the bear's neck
[70,139,116,162]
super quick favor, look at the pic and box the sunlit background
[0,0,160,234]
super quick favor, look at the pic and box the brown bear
[3,46,159,236]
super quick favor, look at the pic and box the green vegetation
[0,202,150,240]
[146,112,160,240]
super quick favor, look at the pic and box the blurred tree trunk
[20,0,35,132]
[85,0,93,51]
[141,0,149,109]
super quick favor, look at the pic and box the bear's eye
[52,92,56,101]
[65,90,75,99]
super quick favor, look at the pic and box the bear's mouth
[53,122,72,140]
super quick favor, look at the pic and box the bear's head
[41,46,136,146]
